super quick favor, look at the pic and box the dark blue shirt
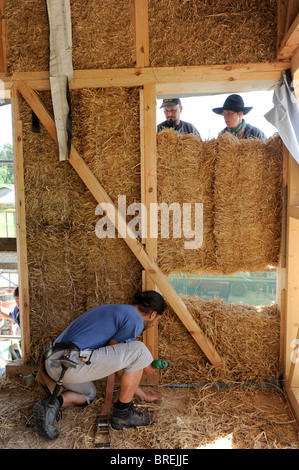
[54,304,144,350]
[157,120,200,135]
[221,123,266,141]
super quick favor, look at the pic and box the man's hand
[134,385,162,403]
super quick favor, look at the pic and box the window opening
[156,90,277,140]
[157,91,278,307]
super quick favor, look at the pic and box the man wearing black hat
[212,94,266,141]
[157,98,200,135]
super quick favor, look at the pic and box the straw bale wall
[6,0,277,73]
[148,0,277,67]
[158,296,281,385]
[157,130,283,276]
[5,0,134,73]
[20,88,142,361]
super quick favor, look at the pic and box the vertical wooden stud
[131,0,149,67]
[140,84,158,384]
[11,88,30,359]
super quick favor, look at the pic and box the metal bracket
[94,415,111,448]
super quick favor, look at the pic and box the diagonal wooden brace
[16,80,222,367]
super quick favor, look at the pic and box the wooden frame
[10,88,30,359]
[0,62,289,94]
[16,79,223,369]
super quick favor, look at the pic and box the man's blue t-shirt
[54,304,144,350]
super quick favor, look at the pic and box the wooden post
[16,80,222,367]
[11,88,30,359]
[131,0,149,67]
[133,1,159,381]
[285,152,299,386]
[140,84,159,384]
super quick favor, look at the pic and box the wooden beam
[16,80,222,367]
[277,0,289,51]
[140,84,158,384]
[11,88,30,360]
[277,13,299,59]
[7,62,289,94]
[285,0,299,34]
[285,153,299,389]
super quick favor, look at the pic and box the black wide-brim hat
[212,94,253,115]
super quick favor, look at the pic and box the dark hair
[14,287,19,297]
[132,290,166,316]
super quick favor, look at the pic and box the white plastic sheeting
[265,70,299,164]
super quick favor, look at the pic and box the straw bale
[148,0,277,67]
[70,0,134,70]
[6,0,277,73]
[214,133,282,274]
[157,130,216,275]
[70,86,143,309]
[71,87,141,204]
[5,0,134,73]
[157,131,283,276]
[26,226,88,362]
[158,295,281,385]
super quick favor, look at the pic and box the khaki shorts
[45,341,153,404]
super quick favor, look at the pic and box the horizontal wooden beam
[277,13,299,59]
[2,62,289,96]
[16,80,222,368]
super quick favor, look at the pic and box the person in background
[0,286,20,336]
[212,94,266,140]
[157,98,200,136]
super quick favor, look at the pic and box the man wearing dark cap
[157,98,200,135]
[212,94,266,140]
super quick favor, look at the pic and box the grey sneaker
[33,396,61,440]
[110,403,155,430]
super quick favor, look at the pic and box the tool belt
[44,342,80,360]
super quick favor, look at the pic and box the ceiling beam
[0,62,289,99]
